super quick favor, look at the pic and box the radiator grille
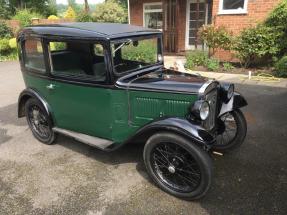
[203,89,218,130]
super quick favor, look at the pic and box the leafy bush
[274,56,287,78]
[92,0,127,23]
[185,51,208,69]
[199,25,233,56]
[0,21,13,38]
[223,62,234,71]
[9,38,17,49]
[0,38,11,53]
[206,58,220,71]
[233,25,281,68]
[122,40,157,63]
[265,0,287,56]
[64,6,76,19]
[76,12,94,22]
[13,9,42,27]
[48,15,59,20]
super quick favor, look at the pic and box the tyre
[25,98,56,145]
[143,132,213,200]
[213,109,247,152]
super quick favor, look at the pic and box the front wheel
[213,109,247,152]
[143,132,213,200]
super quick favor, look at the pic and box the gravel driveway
[0,61,286,215]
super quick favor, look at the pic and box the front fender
[219,92,247,116]
[130,117,215,150]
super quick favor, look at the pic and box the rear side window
[49,41,107,83]
[24,39,45,73]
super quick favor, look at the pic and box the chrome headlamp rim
[191,100,210,121]
[227,84,235,100]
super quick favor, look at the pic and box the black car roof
[21,22,161,40]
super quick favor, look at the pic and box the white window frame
[143,2,163,30]
[218,0,248,15]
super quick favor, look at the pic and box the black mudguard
[233,92,248,109]
[18,88,53,122]
[129,117,216,150]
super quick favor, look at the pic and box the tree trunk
[84,0,89,13]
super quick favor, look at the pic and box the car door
[44,40,112,140]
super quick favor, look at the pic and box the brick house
[128,0,281,60]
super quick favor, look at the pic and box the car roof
[21,22,161,40]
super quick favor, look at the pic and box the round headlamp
[191,100,210,120]
[221,83,235,102]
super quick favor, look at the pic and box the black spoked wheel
[25,98,56,145]
[213,109,247,152]
[144,132,213,200]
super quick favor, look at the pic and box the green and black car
[17,23,247,200]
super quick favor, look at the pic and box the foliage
[0,49,18,61]
[0,0,14,19]
[48,15,59,20]
[0,21,13,38]
[274,56,287,78]
[233,25,281,68]
[8,38,17,49]
[199,25,233,56]
[265,0,287,56]
[0,38,11,53]
[206,58,220,71]
[50,42,67,51]
[122,40,157,63]
[64,6,76,19]
[76,12,94,22]
[13,9,42,27]
[223,62,234,71]
[185,51,208,69]
[92,0,127,23]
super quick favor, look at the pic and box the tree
[64,6,76,19]
[93,0,127,23]
[0,0,15,19]
[84,0,90,13]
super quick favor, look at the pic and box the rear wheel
[143,132,213,200]
[25,98,56,145]
[213,109,247,152]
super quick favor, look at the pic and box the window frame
[23,37,47,74]
[143,2,163,30]
[46,38,110,85]
[218,0,248,15]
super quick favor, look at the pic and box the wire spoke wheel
[27,104,51,140]
[151,142,201,193]
[216,112,238,146]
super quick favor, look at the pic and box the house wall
[212,0,281,61]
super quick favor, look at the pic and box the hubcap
[168,165,176,174]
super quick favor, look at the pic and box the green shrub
[48,15,59,20]
[265,0,287,56]
[122,40,157,63]
[185,51,208,69]
[206,58,220,71]
[199,25,233,56]
[0,21,13,38]
[274,56,287,78]
[9,38,17,49]
[234,25,281,68]
[13,9,42,27]
[92,0,127,23]
[76,12,94,22]
[223,62,234,71]
[0,38,11,53]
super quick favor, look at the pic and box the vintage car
[17,23,247,200]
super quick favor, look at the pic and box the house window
[219,0,248,15]
[143,3,163,30]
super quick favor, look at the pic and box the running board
[53,127,114,150]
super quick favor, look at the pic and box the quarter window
[49,41,107,82]
[143,3,163,30]
[24,39,45,72]
[219,0,248,14]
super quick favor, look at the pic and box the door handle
[46,84,56,90]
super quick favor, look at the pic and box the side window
[24,39,45,72]
[49,41,107,83]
